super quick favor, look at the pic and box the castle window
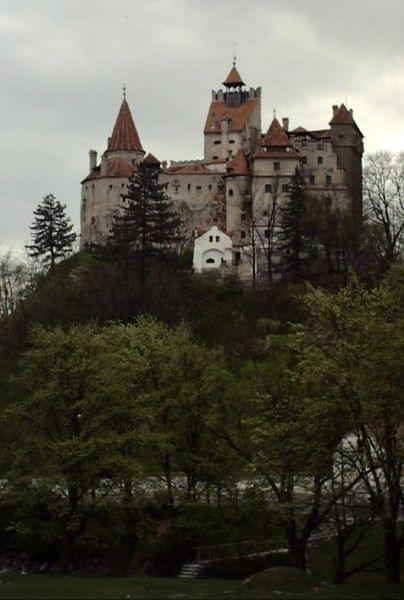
[228,189,234,197]
[188,183,191,190]
[274,162,281,171]
[301,156,307,164]
[214,140,221,145]
[212,156,219,160]
[234,251,241,266]
[317,156,323,165]
[121,183,125,187]
[326,175,332,186]
[91,216,96,224]
[209,236,213,242]
[206,258,215,264]
[309,174,315,185]
[213,217,218,223]
[229,139,235,144]
[109,184,113,190]
[265,184,272,193]
[317,142,323,150]
[241,213,246,221]
[196,186,202,193]
[282,184,289,193]
[240,231,246,238]
[339,134,344,139]
[264,229,269,238]
[209,184,212,190]
[216,236,220,242]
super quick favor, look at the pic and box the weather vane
[123,83,126,99]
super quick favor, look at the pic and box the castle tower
[329,104,364,217]
[80,94,145,248]
[203,62,261,162]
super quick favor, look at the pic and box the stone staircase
[177,561,206,579]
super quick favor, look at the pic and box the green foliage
[26,194,76,268]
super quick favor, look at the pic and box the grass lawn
[0,572,402,600]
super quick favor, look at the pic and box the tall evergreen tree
[279,168,309,280]
[26,194,76,269]
[108,156,182,285]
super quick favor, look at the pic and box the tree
[296,274,404,582]
[10,324,110,570]
[306,194,367,282]
[26,194,76,269]
[278,168,309,280]
[0,252,34,318]
[107,160,182,287]
[212,334,359,572]
[364,152,404,271]
[95,317,231,507]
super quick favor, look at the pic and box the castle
[80,63,364,279]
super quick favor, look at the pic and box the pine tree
[108,158,182,285]
[279,168,309,280]
[26,194,76,269]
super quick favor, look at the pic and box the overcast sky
[1,0,404,252]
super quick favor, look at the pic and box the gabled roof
[329,103,354,126]
[204,98,259,133]
[223,65,245,87]
[81,157,135,183]
[143,153,160,166]
[107,99,144,152]
[227,148,249,175]
[261,117,291,147]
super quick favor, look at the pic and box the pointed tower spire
[107,97,144,152]
[223,60,245,88]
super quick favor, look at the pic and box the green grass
[0,571,402,600]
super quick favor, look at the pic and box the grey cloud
[1,0,403,249]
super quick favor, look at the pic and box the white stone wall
[193,226,233,272]
[81,177,128,247]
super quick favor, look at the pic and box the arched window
[206,258,215,264]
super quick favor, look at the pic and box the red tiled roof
[223,65,245,87]
[329,103,354,125]
[143,153,160,165]
[261,117,291,147]
[253,150,299,159]
[108,99,144,152]
[291,126,307,134]
[204,98,259,133]
[228,148,249,175]
[308,129,331,139]
[168,163,212,175]
[81,157,134,182]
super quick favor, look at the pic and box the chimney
[332,105,339,117]
[349,108,353,118]
[89,149,97,171]
[161,160,167,170]
[282,117,289,131]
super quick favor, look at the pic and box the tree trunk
[385,527,401,583]
[285,521,307,571]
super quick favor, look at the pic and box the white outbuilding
[193,226,233,273]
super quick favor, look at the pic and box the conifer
[279,168,309,279]
[108,158,182,283]
[26,194,76,269]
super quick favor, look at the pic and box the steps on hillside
[177,561,205,579]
